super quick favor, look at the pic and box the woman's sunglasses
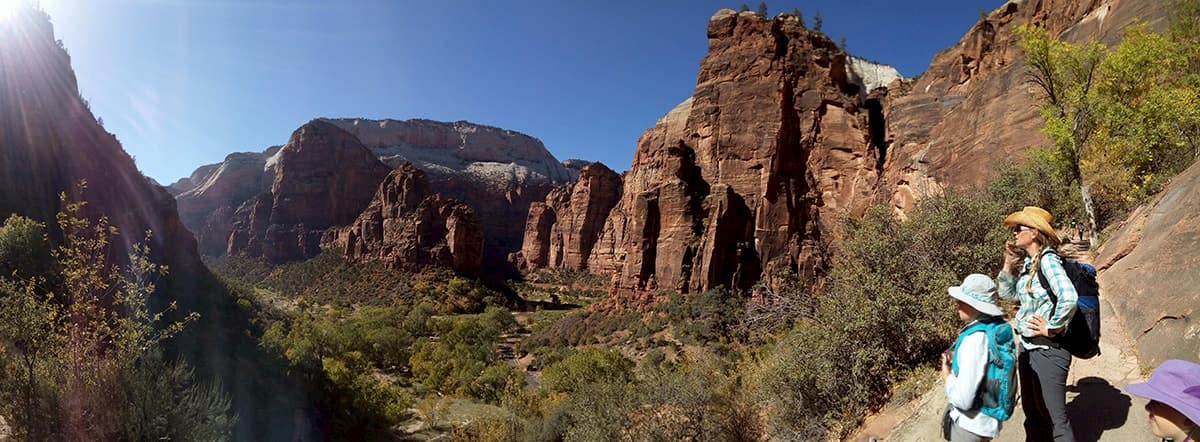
[1011,225,1034,234]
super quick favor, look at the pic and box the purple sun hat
[1126,359,1200,425]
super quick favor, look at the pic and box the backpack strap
[1036,249,1060,307]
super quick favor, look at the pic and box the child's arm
[944,331,989,410]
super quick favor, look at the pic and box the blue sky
[38,0,1002,184]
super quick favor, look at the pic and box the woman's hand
[940,350,952,380]
[1002,240,1020,274]
[1028,315,1061,337]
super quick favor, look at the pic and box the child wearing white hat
[942,273,1017,442]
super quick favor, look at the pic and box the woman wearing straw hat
[998,206,1079,442]
[1126,359,1200,441]
[942,274,1014,442]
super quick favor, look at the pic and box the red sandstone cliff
[326,163,484,275]
[881,0,1167,209]
[226,120,391,263]
[581,10,883,295]
[173,118,570,274]
[518,162,622,271]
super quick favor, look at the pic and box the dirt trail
[867,239,1154,442]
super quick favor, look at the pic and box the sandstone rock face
[325,118,570,271]
[518,163,622,271]
[226,120,391,263]
[561,159,594,180]
[1095,160,1200,367]
[172,151,269,255]
[177,118,568,274]
[881,0,1167,207]
[0,6,200,276]
[327,164,484,275]
[585,10,882,294]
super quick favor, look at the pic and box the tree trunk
[1080,182,1099,248]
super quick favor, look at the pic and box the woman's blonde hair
[1025,231,1053,292]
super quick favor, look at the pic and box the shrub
[755,191,1007,439]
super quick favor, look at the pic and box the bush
[755,191,1008,439]
[0,214,54,281]
[540,348,633,395]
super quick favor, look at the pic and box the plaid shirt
[996,247,1078,347]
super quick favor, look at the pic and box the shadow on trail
[1066,376,1132,442]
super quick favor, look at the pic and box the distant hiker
[1126,360,1200,442]
[999,206,1079,442]
[941,274,1017,442]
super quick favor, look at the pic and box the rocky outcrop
[585,10,882,295]
[881,0,1168,208]
[1095,160,1200,367]
[175,118,569,274]
[171,150,273,255]
[518,163,622,271]
[324,118,569,271]
[226,120,391,263]
[562,159,594,180]
[327,164,484,275]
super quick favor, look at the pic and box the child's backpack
[951,318,1018,421]
[1036,252,1102,359]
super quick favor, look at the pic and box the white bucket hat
[948,273,1003,317]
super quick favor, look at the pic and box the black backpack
[1033,252,1101,359]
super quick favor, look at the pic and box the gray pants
[942,406,992,442]
[1018,347,1075,442]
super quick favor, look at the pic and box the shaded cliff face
[0,6,311,438]
[1095,159,1200,367]
[0,7,197,270]
[226,120,391,263]
[582,10,881,295]
[518,162,622,271]
[882,0,1168,208]
[327,163,484,275]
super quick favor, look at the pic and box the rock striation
[518,163,622,271]
[1095,159,1200,367]
[880,0,1167,209]
[326,163,484,275]
[226,120,391,263]
[547,10,885,295]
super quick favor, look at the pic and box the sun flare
[0,0,23,22]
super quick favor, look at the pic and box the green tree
[812,12,823,32]
[541,348,633,395]
[757,1,768,17]
[0,279,64,440]
[0,185,230,440]
[0,214,54,280]
[1019,14,1200,241]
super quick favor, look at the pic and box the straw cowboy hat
[948,273,1004,317]
[1004,206,1059,244]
